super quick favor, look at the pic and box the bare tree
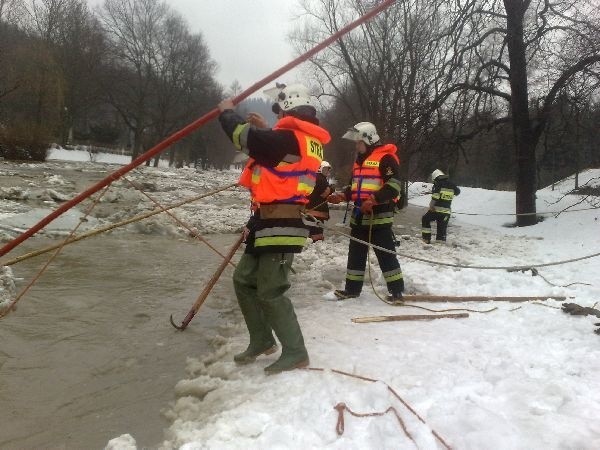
[0,0,25,25]
[99,0,168,159]
[294,0,600,226]
[291,0,482,200]
[149,12,219,166]
[20,0,106,144]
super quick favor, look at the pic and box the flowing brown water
[0,232,239,449]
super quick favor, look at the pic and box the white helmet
[342,122,380,145]
[431,169,445,181]
[318,160,331,173]
[276,83,314,112]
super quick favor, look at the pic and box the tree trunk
[132,128,142,160]
[504,0,537,226]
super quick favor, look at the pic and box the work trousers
[232,252,307,359]
[421,210,450,242]
[344,225,404,296]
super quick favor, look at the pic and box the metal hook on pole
[169,233,244,330]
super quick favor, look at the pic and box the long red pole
[0,0,396,258]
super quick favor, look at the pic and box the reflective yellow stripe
[360,181,381,191]
[440,188,454,200]
[346,274,364,281]
[298,175,316,194]
[351,216,394,226]
[254,236,307,247]
[385,272,403,282]
[232,123,249,150]
[386,178,401,192]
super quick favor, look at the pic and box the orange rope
[305,367,452,449]
[334,402,415,444]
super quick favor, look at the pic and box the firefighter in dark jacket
[218,83,331,374]
[328,122,404,303]
[421,169,460,243]
[305,160,333,242]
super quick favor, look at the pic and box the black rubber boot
[334,289,360,300]
[386,292,404,305]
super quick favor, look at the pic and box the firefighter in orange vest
[328,122,404,303]
[218,84,331,374]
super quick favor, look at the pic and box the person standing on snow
[305,160,333,242]
[328,122,404,303]
[218,84,331,374]
[421,169,460,243]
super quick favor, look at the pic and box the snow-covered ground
[2,149,600,449]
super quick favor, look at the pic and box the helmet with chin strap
[342,122,380,145]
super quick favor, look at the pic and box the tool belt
[259,203,304,219]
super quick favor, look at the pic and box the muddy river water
[0,232,240,449]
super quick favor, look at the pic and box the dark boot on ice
[386,292,404,305]
[264,350,309,374]
[234,340,278,365]
[334,289,360,300]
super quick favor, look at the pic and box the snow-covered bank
[149,169,600,450]
[2,155,600,449]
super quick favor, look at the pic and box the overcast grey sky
[162,0,304,93]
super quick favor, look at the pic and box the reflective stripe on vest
[351,144,399,202]
[254,226,308,248]
[238,159,254,188]
[350,211,395,226]
[432,188,454,214]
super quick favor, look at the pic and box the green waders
[232,252,309,373]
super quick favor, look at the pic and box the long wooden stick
[0,0,396,258]
[352,313,469,323]
[170,233,244,330]
[403,295,566,302]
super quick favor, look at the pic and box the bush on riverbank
[0,124,49,161]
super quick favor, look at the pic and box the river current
[0,232,239,449]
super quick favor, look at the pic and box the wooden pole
[352,313,469,323]
[0,0,397,258]
[403,295,566,302]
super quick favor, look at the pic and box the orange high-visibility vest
[238,158,254,188]
[351,144,399,202]
[238,158,259,211]
[249,116,330,204]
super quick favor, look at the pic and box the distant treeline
[1,0,599,197]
